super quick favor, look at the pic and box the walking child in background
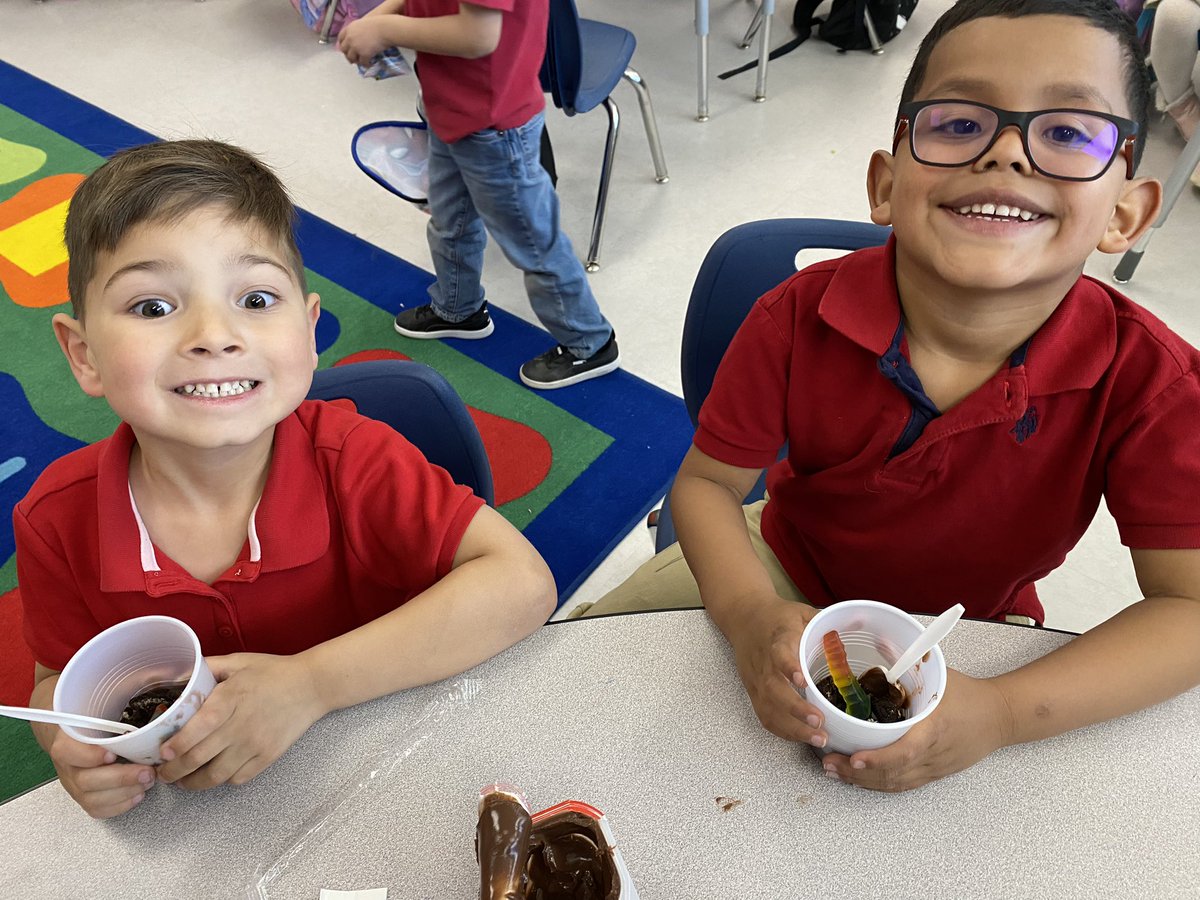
[18,140,555,818]
[337,0,621,389]
[584,0,1200,792]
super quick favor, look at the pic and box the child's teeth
[1019,209,1033,221]
[958,203,1041,221]
[178,380,257,397]
[981,203,996,215]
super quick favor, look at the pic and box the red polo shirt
[407,0,547,143]
[16,400,484,671]
[696,238,1200,623]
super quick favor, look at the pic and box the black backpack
[719,0,917,79]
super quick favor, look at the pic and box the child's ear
[1097,176,1162,254]
[306,292,322,368]
[866,150,896,227]
[52,313,105,398]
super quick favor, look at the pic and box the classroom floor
[4,0,1199,632]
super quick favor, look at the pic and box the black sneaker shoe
[394,303,494,340]
[519,333,620,390]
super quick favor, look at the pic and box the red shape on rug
[332,349,552,505]
[0,588,35,705]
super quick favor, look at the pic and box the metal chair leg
[622,68,669,184]
[754,3,772,102]
[739,4,764,49]
[1113,126,1200,283]
[586,97,621,273]
[318,0,339,44]
[862,4,885,54]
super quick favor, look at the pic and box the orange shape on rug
[332,348,553,505]
[0,173,85,308]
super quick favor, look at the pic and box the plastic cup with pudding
[53,615,216,765]
[798,599,947,756]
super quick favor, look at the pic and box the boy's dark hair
[899,0,1152,172]
[64,139,306,319]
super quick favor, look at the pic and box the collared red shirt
[696,237,1200,623]
[17,400,484,670]
[406,0,547,143]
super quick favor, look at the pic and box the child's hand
[725,594,828,749]
[337,19,392,66]
[155,653,327,791]
[819,669,1012,791]
[48,730,156,819]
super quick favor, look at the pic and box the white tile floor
[3,0,1198,632]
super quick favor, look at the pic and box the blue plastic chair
[540,0,669,272]
[307,359,495,506]
[653,218,891,550]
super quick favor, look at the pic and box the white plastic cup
[799,599,947,756]
[53,616,216,765]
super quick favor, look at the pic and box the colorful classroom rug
[0,59,693,802]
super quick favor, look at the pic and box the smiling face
[867,15,1159,303]
[54,205,320,458]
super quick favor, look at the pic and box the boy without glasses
[586,0,1200,790]
[17,139,555,818]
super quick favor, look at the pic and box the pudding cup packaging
[529,800,639,900]
[798,599,948,756]
[53,615,216,765]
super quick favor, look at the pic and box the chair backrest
[539,0,582,114]
[306,359,495,506]
[680,218,891,424]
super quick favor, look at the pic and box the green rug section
[0,719,54,803]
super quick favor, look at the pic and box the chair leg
[862,3,885,54]
[1113,125,1200,283]
[739,3,764,49]
[586,97,621,273]
[754,0,773,101]
[318,0,339,44]
[622,68,669,184]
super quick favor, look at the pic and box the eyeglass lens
[912,102,1120,179]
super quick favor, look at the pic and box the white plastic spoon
[883,602,965,685]
[0,704,138,734]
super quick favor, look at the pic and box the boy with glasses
[584,0,1200,792]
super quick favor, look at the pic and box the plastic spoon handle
[884,603,965,685]
[0,704,138,734]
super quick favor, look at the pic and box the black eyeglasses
[893,100,1139,181]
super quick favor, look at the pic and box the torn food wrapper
[476,785,639,900]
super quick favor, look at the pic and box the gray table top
[2,610,1198,900]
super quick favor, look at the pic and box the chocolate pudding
[477,790,533,900]
[119,682,186,729]
[816,667,908,723]
[526,811,619,900]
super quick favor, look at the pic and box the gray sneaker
[519,333,619,390]
[394,303,494,339]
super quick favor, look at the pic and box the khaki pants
[576,499,1039,626]
[576,500,806,617]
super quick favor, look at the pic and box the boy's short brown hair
[899,0,1153,172]
[64,139,307,318]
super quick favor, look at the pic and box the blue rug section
[0,59,695,602]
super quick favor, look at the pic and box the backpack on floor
[719,0,917,79]
[798,0,917,52]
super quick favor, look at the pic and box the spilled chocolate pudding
[119,682,185,729]
[816,666,908,723]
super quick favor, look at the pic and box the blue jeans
[425,111,612,358]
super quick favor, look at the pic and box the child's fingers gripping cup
[799,599,947,757]
[53,615,216,765]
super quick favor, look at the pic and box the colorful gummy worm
[821,630,872,720]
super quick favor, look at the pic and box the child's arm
[154,505,554,790]
[337,0,502,63]
[822,548,1200,791]
[28,665,157,818]
[671,446,830,750]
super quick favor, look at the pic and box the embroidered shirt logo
[1010,405,1039,444]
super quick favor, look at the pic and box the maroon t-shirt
[695,238,1200,623]
[408,0,547,142]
